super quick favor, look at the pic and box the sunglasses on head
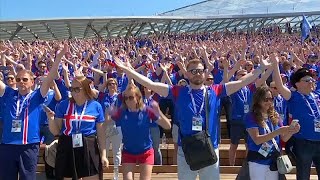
[69,87,83,93]
[16,78,29,82]
[124,96,135,101]
[189,69,205,75]
[264,97,273,102]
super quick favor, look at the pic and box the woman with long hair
[109,84,171,180]
[246,86,300,180]
[45,75,108,180]
[98,78,123,180]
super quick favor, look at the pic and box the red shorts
[122,148,154,165]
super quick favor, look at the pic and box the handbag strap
[264,121,280,152]
[205,87,210,136]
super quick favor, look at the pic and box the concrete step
[36,165,318,175]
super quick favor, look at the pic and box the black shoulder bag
[180,88,218,171]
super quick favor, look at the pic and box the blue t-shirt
[55,78,70,100]
[111,107,159,154]
[273,95,288,125]
[1,87,45,144]
[211,68,224,85]
[55,99,104,136]
[167,84,227,148]
[231,85,255,121]
[246,113,281,165]
[39,90,59,125]
[288,91,320,141]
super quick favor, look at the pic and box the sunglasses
[189,69,205,75]
[206,78,214,81]
[264,97,273,102]
[124,96,135,101]
[16,78,29,82]
[300,77,316,83]
[7,77,14,81]
[108,82,116,86]
[69,87,83,93]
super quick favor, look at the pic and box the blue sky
[0,0,201,20]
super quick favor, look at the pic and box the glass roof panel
[160,0,320,16]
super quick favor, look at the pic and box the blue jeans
[150,126,162,165]
[219,96,232,138]
[40,125,55,145]
[294,138,320,180]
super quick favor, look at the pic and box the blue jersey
[1,87,45,144]
[231,85,255,121]
[167,84,227,148]
[55,99,104,136]
[55,78,70,100]
[288,91,320,141]
[39,90,59,125]
[273,95,288,125]
[245,112,281,165]
[111,107,159,154]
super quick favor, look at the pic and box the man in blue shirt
[114,57,269,180]
[0,46,67,180]
[272,56,320,180]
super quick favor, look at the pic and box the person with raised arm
[271,53,320,180]
[114,55,271,180]
[0,44,68,180]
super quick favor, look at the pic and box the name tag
[72,133,83,148]
[244,104,249,114]
[11,119,22,133]
[314,119,320,132]
[192,116,203,131]
[258,142,273,157]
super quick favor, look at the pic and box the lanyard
[298,92,320,119]
[240,86,248,103]
[189,86,206,116]
[264,120,280,152]
[74,101,88,132]
[16,92,33,118]
[274,95,283,114]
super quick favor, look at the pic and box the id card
[11,120,22,132]
[258,142,272,157]
[72,133,83,148]
[244,104,249,114]
[192,116,203,131]
[314,119,320,132]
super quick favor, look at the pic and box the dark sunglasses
[16,78,29,82]
[301,77,316,83]
[189,69,205,75]
[264,97,273,102]
[124,96,135,101]
[206,78,214,81]
[69,87,83,93]
[7,77,14,81]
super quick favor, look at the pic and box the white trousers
[248,161,278,180]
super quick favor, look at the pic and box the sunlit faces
[6,74,16,85]
[236,70,247,81]
[70,81,85,98]
[187,63,205,86]
[260,91,273,111]
[269,82,278,96]
[296,76,316,92]
[16,72,34,91]
[123,90,139,110]
[107,79,118,92]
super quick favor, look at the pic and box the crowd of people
[0,27,319,180]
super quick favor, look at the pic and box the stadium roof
[0,1,319,41]
[159,0,320,16]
